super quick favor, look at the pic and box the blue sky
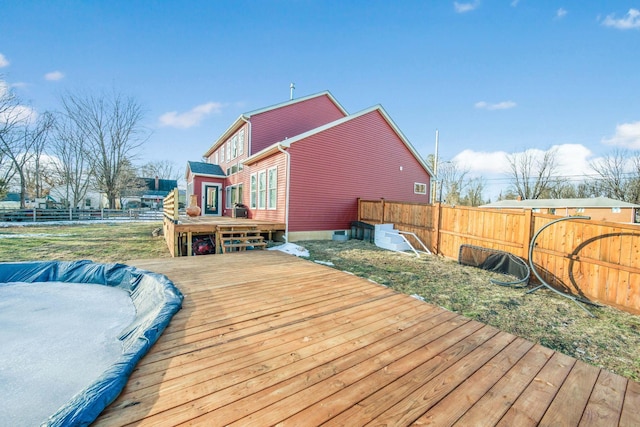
[1,1,639,198]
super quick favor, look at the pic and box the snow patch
[267,243,310,257]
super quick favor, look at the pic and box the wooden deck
[95,251,639,426]
[163,216,286,257]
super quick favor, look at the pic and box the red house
[186,91,433,241]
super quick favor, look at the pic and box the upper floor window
[231,135,238,159]
[238,129,245,155]
[226,142,231,162]
[414,183,427,195]
[220,145,225,163]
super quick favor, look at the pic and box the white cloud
[453,149,510,174]
[0,104,38,125]
[602,8,640,30]
[474,100,517,111]
[454,1,480,13]
[602,121,640,148]
[451,144,596,201]
[0,53,9,68]
[556,8,568,19]
[510,0,520,7]
[44,71,64,81]
[158,102,223,129]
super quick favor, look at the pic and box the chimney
[155,176,159,191]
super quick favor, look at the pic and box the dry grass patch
[301,239,640,382]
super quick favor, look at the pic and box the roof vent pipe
[290,83,295,100]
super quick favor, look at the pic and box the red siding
[287,110,431,232]
[189,175,225,215]
[250,95,346,155]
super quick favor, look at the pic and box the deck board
[93,251,638,426]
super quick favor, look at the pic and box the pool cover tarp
[0,260,184,427]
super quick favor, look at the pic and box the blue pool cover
[0,260,184,427]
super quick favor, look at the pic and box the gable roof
[481,196,640,209]
[187,161,225,178]
[243,105,435,178]
[203,91,348,158]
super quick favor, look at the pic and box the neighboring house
[186,91,434,241]
[121,177,179,209]
[46,187,107,209]
[481,196,640,224]
[0,192,20,209]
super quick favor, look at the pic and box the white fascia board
[243,145,284,165]
[243,91,348,118]
[374,105,436,178]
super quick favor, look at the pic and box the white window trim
[414,182,427,195]
[250,173,257,209]
[258,170,267,209]
[267,166,277,210]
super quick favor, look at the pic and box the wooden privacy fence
[358,198,640,314]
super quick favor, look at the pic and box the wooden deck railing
[163,188,180,222]
[358,198,640,314]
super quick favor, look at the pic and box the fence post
[69,207,73,221]
[522,209,534,260]
[33,208,36,222]
[380,198,385,223]
[433,203,441,255]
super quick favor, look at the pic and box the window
[268,167,277,209]
[213,152,218,164]
[250,174,257,209]
[226,142,231,162]
[225,186,232,208]
[231,135,238,159]
[414,182,427,195]
[238,129,245,155]
[576,208,585,213]
[612,207,621,213]
[258,171,267,209]
[220,145,224,163]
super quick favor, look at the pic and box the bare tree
[587,150,640,203]
[462,177,486,206]
[30,111,54,198]
[60,90,147,208]
[50,114,94,208]
[0,80,20,200]
[0,95,54,207]
[140,160,182,180]
[506,148,559,200]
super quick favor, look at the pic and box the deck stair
[374,224,411,252]
[374,223,431,257]
[217,225,267,253]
